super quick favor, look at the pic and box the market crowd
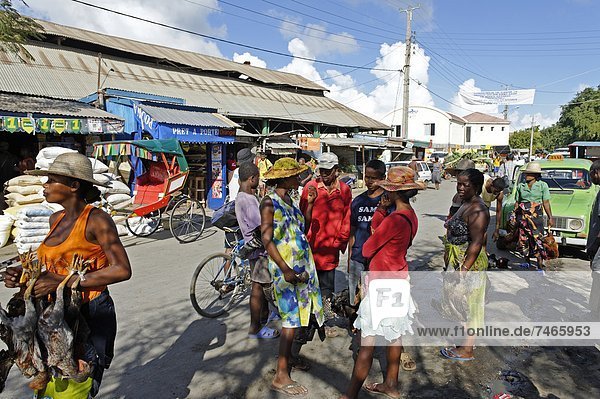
[1,144,600,399]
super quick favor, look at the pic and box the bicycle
[190,227,253,317]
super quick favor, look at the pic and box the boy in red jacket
[300,152,351,301]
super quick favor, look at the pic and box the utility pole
[502,84,509,119]
[96,52,104,109]
[529,114,535,160]
[400,5,419,139]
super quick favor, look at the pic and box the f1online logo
[367,278,411,330]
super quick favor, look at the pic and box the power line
[259,0,397,41]
[181,0,380,49]
[211,0,385,46]
[285,0,401,36]
[69,0,400,72]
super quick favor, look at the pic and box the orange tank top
[38,205,108,302]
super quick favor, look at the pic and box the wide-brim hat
[523,162,543,174]
[263,157,308,180]
[26,152,110,187]
[374,166,426,191]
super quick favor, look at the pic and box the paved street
[1,180,598,398]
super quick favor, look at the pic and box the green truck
[500,158,598,248]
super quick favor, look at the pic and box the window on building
[466,126,471,143]
[480,126,484,131]
[491,126,494,131]
[395,125,402,138]
[424,123,435,136]
[502,127,505,131]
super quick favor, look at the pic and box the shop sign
[88,119,103,133]
[53,119,66,134]
[298,137,321,151]
[20,118,35,133]
[133,103,155,132]
[220,128,235,136]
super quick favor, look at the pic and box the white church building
[390,106,511,151]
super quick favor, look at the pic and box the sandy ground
[0,179,598,398]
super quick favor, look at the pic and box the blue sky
[18,0,600,130]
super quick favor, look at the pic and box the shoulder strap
[398,213,415,248]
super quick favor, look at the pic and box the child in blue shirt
[348,159,387,304]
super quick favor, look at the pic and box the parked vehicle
[386,161,432,182]
[499,157,598,248]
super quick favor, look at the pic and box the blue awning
[133,102,237,144]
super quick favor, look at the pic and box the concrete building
[389,106,510,151]
[462,112,511,148]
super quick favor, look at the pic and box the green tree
[539,124,574,150]
[558,86,600,140]
[0,0,44,61]
[509,126,542,149]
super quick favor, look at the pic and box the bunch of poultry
[0,252,93,392]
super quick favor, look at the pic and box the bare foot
[364,382,401,399]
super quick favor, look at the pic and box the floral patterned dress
[268,191,324,329]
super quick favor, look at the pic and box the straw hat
[374,166,426,191]
[26,152,110,187]
[523,162,543,175]
[263,157,308,180]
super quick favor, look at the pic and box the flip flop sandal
[270,382,308,397]
[363,382,401,399]
[400,352,416,371]
[267,310,281,323]
[440,347,474,361]
[248,325,280,339]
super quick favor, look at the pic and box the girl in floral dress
[260,157,323,397]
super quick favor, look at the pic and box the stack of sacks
[35,146,77,170]
[11,206,53,254]
[4,175,45,207]
[0,215,13,248]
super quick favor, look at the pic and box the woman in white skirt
[341,166,424,399]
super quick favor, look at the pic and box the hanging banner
[2,117,18,132]
[459,89,536,105]
[38,118,51,133]
[20,118,35,133]
[69,119,81,134]
[53,119,66,134]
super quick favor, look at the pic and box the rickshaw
[93,139,206,243]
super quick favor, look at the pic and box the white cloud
[233,52,267,68]
[509,108,561,131]
[450,79,500,116]
[277,38,434,125]
[20,0,225,57]
[278,17,358,57]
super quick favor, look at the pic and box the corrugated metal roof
[139,104,239,128]
[0,91,123,120]
[569,141,600,147]
[0,43,388,130]
[37,19,326,92]
[322,137,404,149]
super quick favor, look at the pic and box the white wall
[398,106,465,149]
[465,123,510,146]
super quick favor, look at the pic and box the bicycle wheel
[125,210,162,237]
[169,197,206,243]
[190,253,240,318]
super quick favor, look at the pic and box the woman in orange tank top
[3,152,131,398]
